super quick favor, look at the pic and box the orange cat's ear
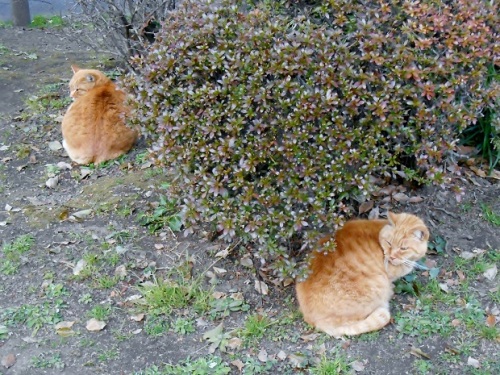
[71,65,80,73]
[387,212,397,225]
[86,74,95,82]
[413,227,429,241]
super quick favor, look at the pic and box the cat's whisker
[403,259,428,270]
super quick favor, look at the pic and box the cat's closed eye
[400,246,408,251]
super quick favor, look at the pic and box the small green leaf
[429,267,440,279]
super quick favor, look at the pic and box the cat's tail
[318,306,391,338]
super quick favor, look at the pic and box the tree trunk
[12,0,31,26]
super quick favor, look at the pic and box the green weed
[144,315,169,336]
[172,317,195,335]
[134,356,231,375]
[87,304,112,321]
[240,314,275,346]
[78,293,93,305]
[242,357,276,374]
[481,204,500,226]
[26,83,70,113]
[1,302,63,335]
[310,353,351,375]
[0,324,9,339]
[97,348,120,362]
[479,325,499,340]
[14,144,31,158]
[44,283,70,299]
[0,259,18,275]
[95,274,120,289]
[138,195,182,233]
[139,270,213,315]
[413,359,433,375]
[31,352,64,369]
[395,303,453,339]
[31,15,65,28]
[209,296,250,319]
[1,234,35,274]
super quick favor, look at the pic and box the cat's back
[78,82,125,109]
[307,219,388,277]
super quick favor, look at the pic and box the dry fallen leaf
[140,161,153,169]
[469,166,487,178]
[215,248,230,258]
[56,161,72,170]
[86,318,106,332]
[227,337,242,350]
[71,209,93,219]
[1,353,16,369]
[451,319,461,327]
[438,283,449,293]
[73,259,87,276]
[277,350,287,361]
[487,169,500,180]
[467,357,480,369]
[358,200,374,214]
[410,346,431,359]
[486,314,496,327]
[130,314,145,322]
[213,267,227,275]
[55,321,75,330]
[408,196,424,203]
[300,333,320,342]
[212,291,226,299]
[254,279,269,295]
[240,256,253,268]
[55,321,76,337]
[80,168,92,179]
[231,359,244,372]
[115,265,127,278]
[392,192,409,202]
[351,360,365,372]
[258,348,268,362]
[45,176,59,189]
[48,140,63,151]
[483,265,497,281]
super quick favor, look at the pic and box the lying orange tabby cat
[296,212,429,337]
[61,65,138,164]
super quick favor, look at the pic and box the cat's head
[68,65,110,99]
[379,212,429,274]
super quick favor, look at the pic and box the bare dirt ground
[0,27,499,375]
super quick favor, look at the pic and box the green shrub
[126,0,499,279]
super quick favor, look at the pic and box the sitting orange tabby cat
[296,212,429,337]
[61,65,138,164]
